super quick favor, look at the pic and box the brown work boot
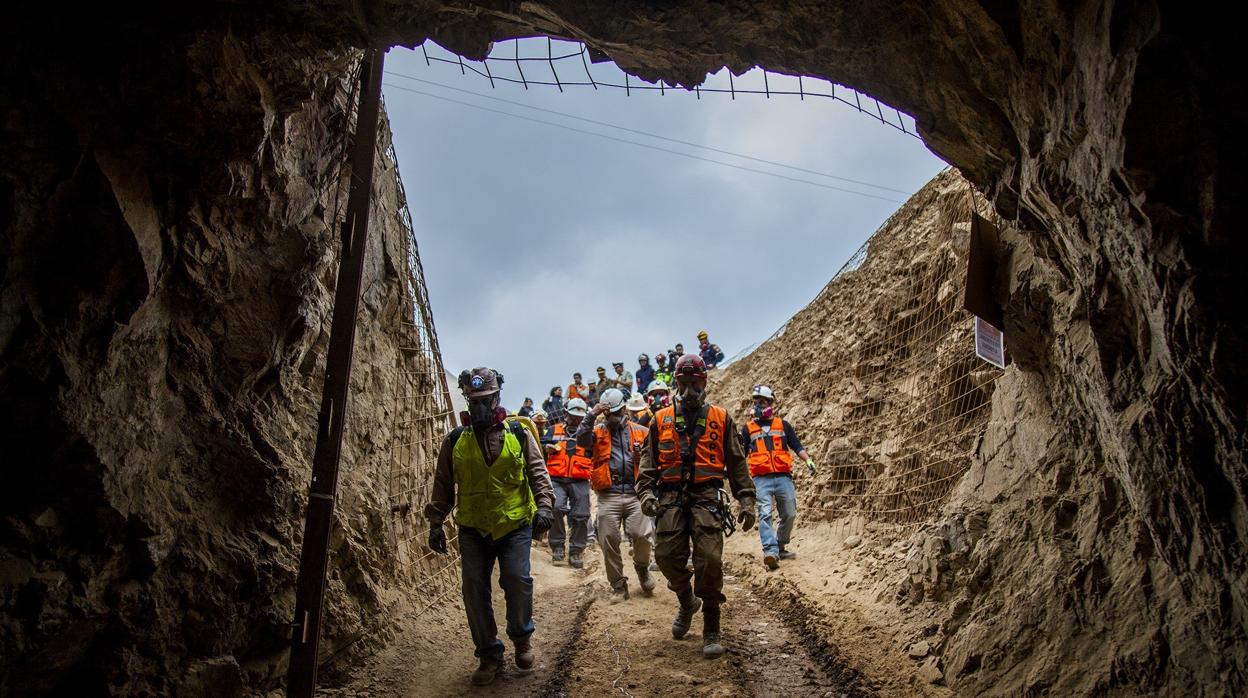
[702,603,725,658]
[764,553,779,570]
[514,636,535,670]
[610,583,630,604]
[635,564,657,597]
[471,656,503,685]
[672,587,701,639]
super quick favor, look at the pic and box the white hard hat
[626,393,648,412]
[646,380,669,395]
[532,409,548,420]
[751,385,775,402]
[599,388,627,413]
[565,397,588,417]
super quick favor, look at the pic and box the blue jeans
[754,474,797,556]
[458,523,535,658]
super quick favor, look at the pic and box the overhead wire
[382,81,908,204]
[384,70,912,196]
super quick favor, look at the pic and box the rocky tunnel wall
[2,1,1244,694]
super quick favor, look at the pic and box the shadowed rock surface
[1,2,1243,694]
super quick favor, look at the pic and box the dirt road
[331,540,876,698]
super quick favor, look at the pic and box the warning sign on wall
[975,317,1006,369]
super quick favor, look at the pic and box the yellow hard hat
[697,329,709,340]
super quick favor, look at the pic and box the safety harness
[660,404,735,537]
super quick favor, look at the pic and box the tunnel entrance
[2,4,1242,697]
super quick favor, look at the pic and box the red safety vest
[545,423,592,480]
[746,417,794,478]
[590,422,648,491]
[653,405,727,484]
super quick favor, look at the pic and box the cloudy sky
[382,39,946,411]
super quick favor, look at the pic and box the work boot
[635,564,657,597]
[779,546,797,561]
[671,587,701,639]
[648,560,659,572]
[702,603,725,658]
[514,636,535,670]
[552,548,565,563]
[610,583,630,604]
[569,552,584,569]
[471,656,503,685]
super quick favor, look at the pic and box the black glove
[640,495,659,518]
[532,508,553,540]
[428,525,448,555]
[737,498,757,532]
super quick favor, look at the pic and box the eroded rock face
[2,1,1243,694]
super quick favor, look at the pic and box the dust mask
[753,405,774,420]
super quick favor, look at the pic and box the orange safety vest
[545,423,592,480]
[746,417,794,478]
[653,405,727,485]
[568,383,587,401]
[590,421,648,491]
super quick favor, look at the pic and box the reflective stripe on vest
[653,405,727,484]
[747,417,793,478]
[590,422,648,491]
[452,427,536,539]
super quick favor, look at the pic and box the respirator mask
[679,386,704,411]
[605,412,624,431]
[753,404,774,420]
[468,396,500,428]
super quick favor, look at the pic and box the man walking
[425,367,554,685]
[741,385,817,569]
[544,398,593,568]
[636,354,755,659]
[575,388,657,603]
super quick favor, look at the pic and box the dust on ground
[330,520,948,698]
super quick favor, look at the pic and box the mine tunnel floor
[326,522,948,697]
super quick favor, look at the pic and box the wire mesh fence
[377,105,463,608]
[723,174,1007,532]
[398,37,919,137]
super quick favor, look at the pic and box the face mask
[679,387,704,411]
[468,398,498,427]
[606,413,624,431]
[753,404,774,420]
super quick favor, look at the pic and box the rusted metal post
[287,47,386,698]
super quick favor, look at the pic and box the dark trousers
[652,489,726,604]
[459,523,535,658]
[549,477,591,554]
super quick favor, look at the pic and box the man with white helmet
[645,379,671,413]
[543,398,593,568]
[575,388,657,603]
[741,385,816,570]
[626,392,653,428]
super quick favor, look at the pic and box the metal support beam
[287,48,386,698]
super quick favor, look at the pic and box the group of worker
[424,331,816,686]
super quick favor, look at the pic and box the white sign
[975,316,1006,369]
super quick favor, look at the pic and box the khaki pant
[653,488,726,604]
[595,491,653,590]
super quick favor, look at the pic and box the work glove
[640,495,659,518]
[737,498,757,532]
[805,458,817,477]
[428,524,448,555]
[532,508,553,540]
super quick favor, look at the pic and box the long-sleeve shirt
[636,365,655,393]
[611,370,634,394]
[739,418,805,456]
[542,396,566,423]
[574,413,641,495]
[635,405,754,503]
[700,343,725,368]
[424,422,555,526]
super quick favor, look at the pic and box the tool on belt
[657,404,736,537]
